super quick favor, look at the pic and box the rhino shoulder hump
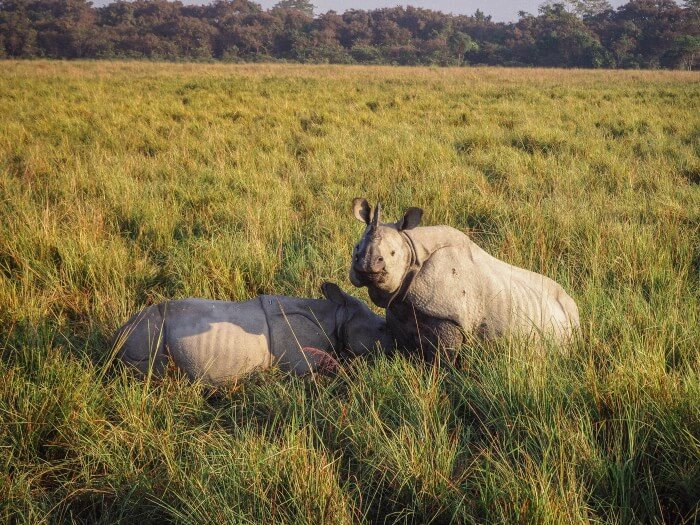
[407,245,481,326]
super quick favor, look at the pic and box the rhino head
[348,198,423,298]
[320,281,394,356]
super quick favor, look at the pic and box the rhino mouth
[354,269,386,284]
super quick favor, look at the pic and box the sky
[263,1,625,21]
[91,1,628,23]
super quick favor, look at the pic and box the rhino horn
[371,202,381,228]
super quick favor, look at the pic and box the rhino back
[163,298,271,385]
[470,244,578,337]
[404,225,472,263]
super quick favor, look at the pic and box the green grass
[1,61,699,523]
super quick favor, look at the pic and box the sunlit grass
[1,61,699,523]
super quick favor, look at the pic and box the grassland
[1,61,699,523]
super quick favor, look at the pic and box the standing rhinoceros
[113,282,392,386]
[348,199,580,359]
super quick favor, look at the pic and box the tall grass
[1,61,699,523]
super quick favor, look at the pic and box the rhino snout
[353,254,385,274]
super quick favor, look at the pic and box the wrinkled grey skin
[113,282,392,386]
[349,199,580,359]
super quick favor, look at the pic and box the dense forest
[0,0,698,68]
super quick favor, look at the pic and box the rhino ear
[352,198,371,224]
[321,282,347,305]
[398,207,423,231]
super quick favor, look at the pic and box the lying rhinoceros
[348,199,580,358]
[113,282,392,385]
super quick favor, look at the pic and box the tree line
[1,0,698,69]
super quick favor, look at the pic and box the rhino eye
[391,251,395,256]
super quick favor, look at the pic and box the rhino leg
[416,317,463,363]
[388,308,463,362]
[386,308,417,354]
[114,304,169,376]
[283,346,340,377]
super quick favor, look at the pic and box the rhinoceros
[348,199,580,358]
[113,282,392,385]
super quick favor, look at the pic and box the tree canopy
[0,0,697,68]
